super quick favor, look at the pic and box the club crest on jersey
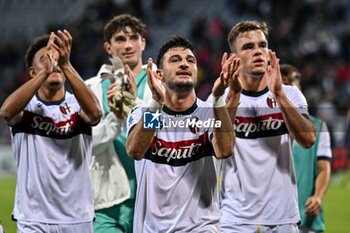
[266,95,278,108]
[60,103,71,115]
[188,116,199,134]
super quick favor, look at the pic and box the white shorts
[17,220,93,233]
[298,226,319,233]
[221,223,299,233]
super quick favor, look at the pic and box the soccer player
[281,64,332,233]
[219,21,317,233]
[0,31,102,232]
[84,14,153,233]
[126,36,237,232]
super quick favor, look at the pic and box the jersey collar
[163,99,198,116]
[242,87,269,97]
[35,93,66,105]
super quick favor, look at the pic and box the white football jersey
[10,93,94,224]
[127,99,221,233]
[220,85,308,228]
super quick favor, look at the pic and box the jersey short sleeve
[126,104,144,136]
[283,85,309,116]
[317,122,332,159]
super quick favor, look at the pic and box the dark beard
[169,82,194,93]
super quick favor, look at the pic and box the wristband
[213,96,226,108]
[147,99,163,112]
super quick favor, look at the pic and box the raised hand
[49,29,72,67]
[212,53,241,97]
[221,52,235,73]
[107,83,123,119]
[45,33,59,73]
[108,64,138,119]
[124,64,137,97]
[146,58,165,104]
[226,53,242,95]
[267,50,283,97]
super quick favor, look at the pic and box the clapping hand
[108,64,137,119]
[147,58,165,104]
[48,30,72,67]
[212,52,241,97]
[267,50,283,97]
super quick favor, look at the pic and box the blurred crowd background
[0,0,350,174]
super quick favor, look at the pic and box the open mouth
[47,80,62,88]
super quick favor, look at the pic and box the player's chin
[172,81,195,92]
[46,81,64,89]
[251,69,265,78]
[122,57,137,66]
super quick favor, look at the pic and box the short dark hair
[25,35,50,70]
[228,20,269,52]
[103,14,146,42]
[280,64,301,85]
[156,36,195,68]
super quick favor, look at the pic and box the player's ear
[156,69,163,81]
[104,42,112,55]
[28,66,36,78]
[141,37,146,52]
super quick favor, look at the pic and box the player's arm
[275,92,315,148]
[226,91,240,124]
[92,115,124,154]
[212,104,234,159]
[210,54,240,159]
[126,100,163,160]
[91,107,124,154]
[126,112,158,160]
[0,43,54,124]
[315,159,331,203]
[50,30,102,125]
[267,50,316,148]
[306,123,332,216]
[61,63,102,126]
[222,53,242,124]
[304,159,331,216]
[127,58,164,160]
[0,69,49,124]
[86,74,131,154]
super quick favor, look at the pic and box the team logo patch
[143,110,161,129]
[266,95,278,108]
[128,114,134,126]
[60,103,71,115]
[188,116,199,134]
